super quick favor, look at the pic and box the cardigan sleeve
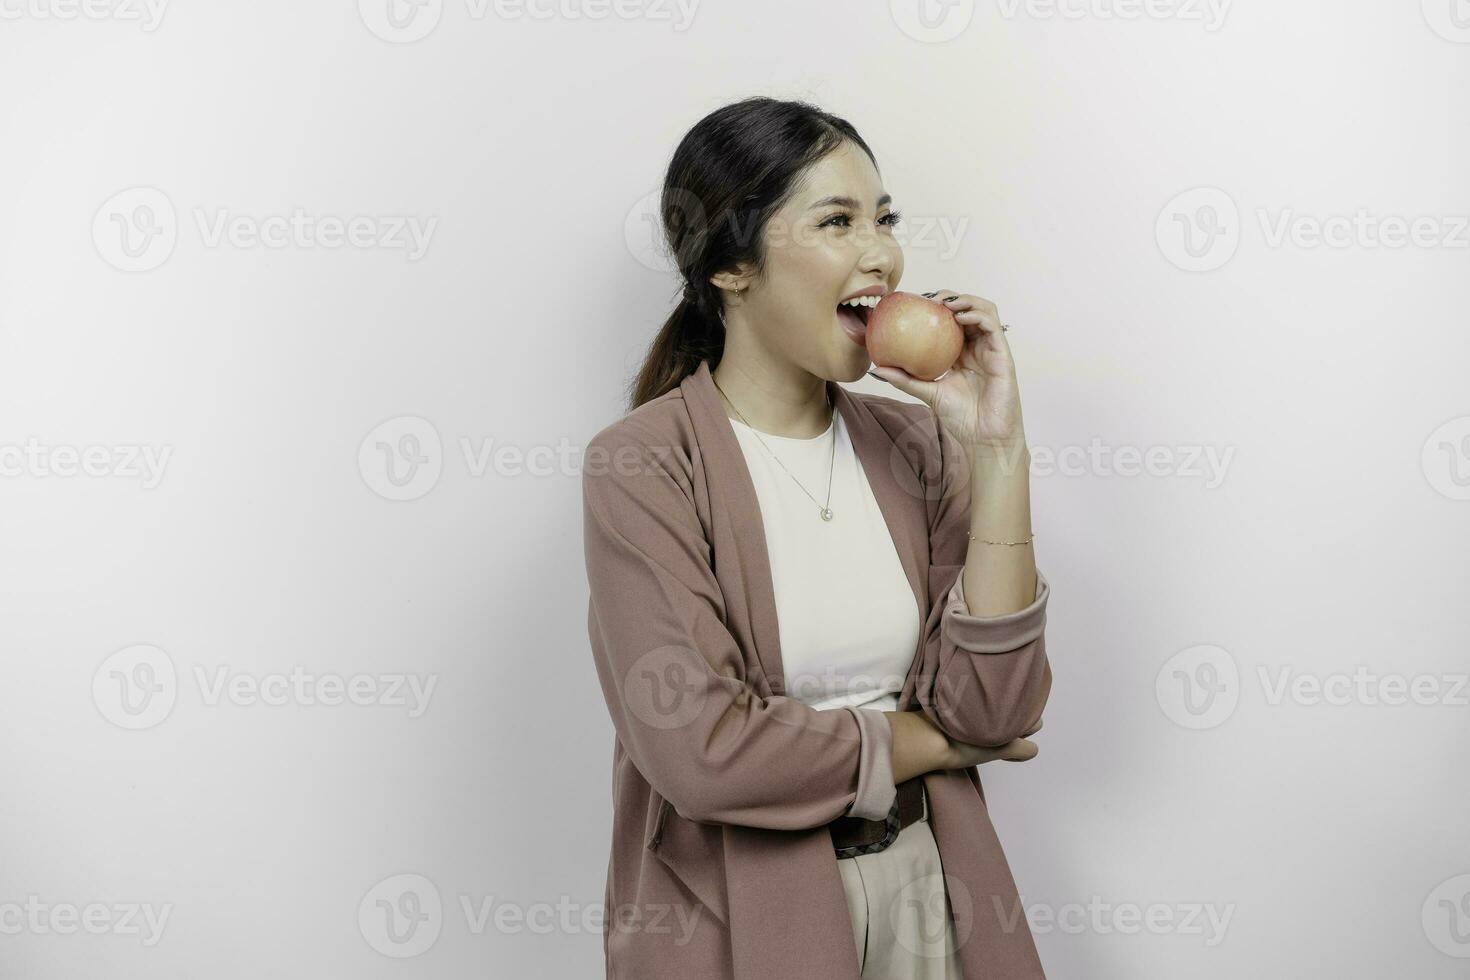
[913,410,1053,748]
[582,422,897,830]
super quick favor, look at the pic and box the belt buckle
[833,794,902,860]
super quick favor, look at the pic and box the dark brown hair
[627,97,878,411]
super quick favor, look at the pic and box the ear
[709,265,755,296]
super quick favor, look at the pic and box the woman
[583,97,1053,979]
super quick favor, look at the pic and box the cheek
[767,241,842,305]
[782,227,844,275]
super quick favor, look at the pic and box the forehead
[789,142,888,211]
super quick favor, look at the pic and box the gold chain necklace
[713,377,837,522]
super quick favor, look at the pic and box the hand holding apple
[868,289,1027,454]
[864,291,964,382]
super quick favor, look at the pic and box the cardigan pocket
[647,796,673,850]
[643,797,730,927]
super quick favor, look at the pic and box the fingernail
[942,295,959,303]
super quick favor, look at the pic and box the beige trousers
[836,787,964,979]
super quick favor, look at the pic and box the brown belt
[829,777,925,859]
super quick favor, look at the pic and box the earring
[719,288,741,327]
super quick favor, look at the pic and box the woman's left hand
[868,289,1027,454]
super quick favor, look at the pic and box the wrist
[884,710,954,781]
[968,440,1030,474]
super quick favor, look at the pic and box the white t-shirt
[727,408,920,714]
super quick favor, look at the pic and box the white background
[1,0,1467,977]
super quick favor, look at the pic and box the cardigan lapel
[679,359,931,702]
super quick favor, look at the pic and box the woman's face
[720,140,904,383]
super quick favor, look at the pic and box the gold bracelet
[967,531,1035,546]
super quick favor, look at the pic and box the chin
[832,352,873,384]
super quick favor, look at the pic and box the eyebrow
[808,193,892,211]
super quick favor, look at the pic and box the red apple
[865,291,964,381]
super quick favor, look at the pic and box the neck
[712,355,832,440]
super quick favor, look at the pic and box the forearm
[962,443,1036,616]
[882,709,951,783]
[912,431,1051,748]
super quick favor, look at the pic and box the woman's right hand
[885,710,1041,783]
[941,722,1041,768]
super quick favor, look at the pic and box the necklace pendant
[820,507,833,521]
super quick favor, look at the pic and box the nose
[858,235,898,282]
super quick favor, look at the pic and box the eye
[819,210,904,229]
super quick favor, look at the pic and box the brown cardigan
[583,358,1053,979]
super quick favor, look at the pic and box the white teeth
[840,294,880,309]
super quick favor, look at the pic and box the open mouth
[836,299,874,346]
